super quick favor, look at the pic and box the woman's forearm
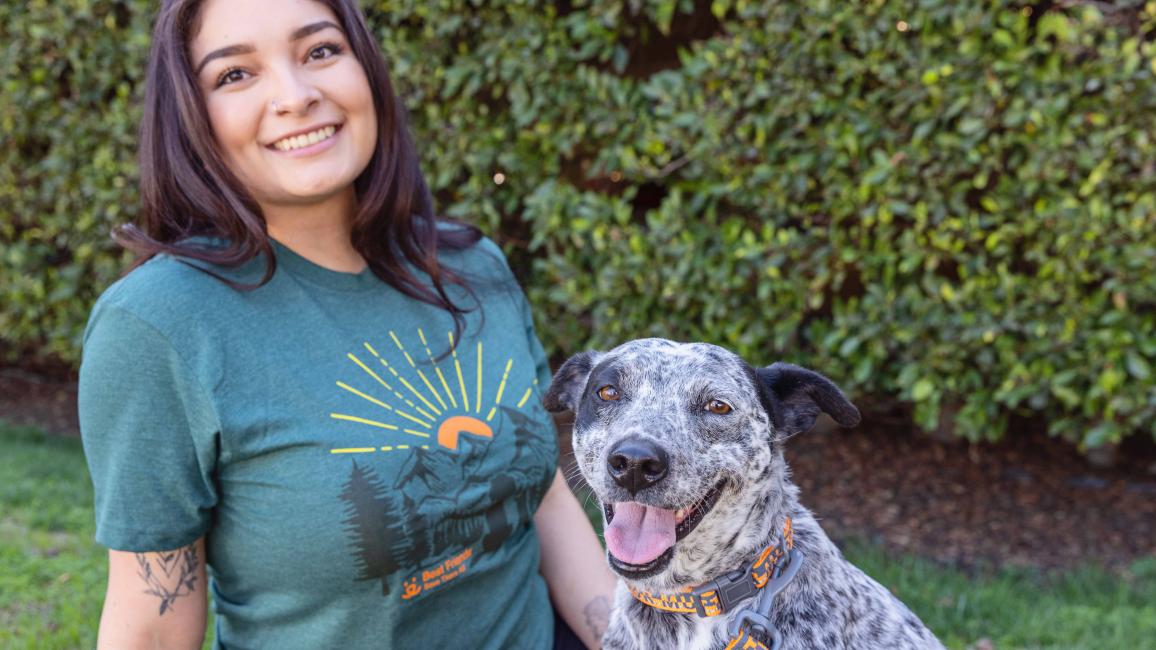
[535,469,618,649]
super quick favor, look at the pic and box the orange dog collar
[628,517,794,618]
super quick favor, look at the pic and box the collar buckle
[691,566,758,617]
[727,548,806,650]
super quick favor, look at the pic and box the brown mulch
[783,414,1156,571]
[0,368,79,437]
[4,366,1154,571]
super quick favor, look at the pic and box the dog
[544,339,944,650]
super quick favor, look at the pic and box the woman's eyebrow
[290,20,342,43]
[196,44,256,75]
[194,21,343,75]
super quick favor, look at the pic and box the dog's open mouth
[602,479,727,577]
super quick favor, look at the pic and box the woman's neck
[263,188,367,274]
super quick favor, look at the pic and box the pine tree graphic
[501,405,554,523]
[340,461,409,596]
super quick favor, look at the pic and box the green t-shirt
[79,237,557,649]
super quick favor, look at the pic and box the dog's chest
[614,601,742,650]
[682,618,728,649]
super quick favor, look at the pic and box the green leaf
[1125,352,1151,381]
[1037,13,1072,43]
[912,379,936,402]
[1050,385,1081,409]
[1084,421,1120,449]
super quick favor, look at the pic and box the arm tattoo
[583,595,611,645]
[135,544,199,616]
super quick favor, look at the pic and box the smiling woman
[189,5,376,224]
[77,1,615,649]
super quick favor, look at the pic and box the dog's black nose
[607,439,669,495]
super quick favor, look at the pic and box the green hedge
[2,1,1155,448]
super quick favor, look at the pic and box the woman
[78,0,615,648]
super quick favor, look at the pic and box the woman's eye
[307,43,342,61]
[705,399,733,415]
[216,68,249,87]
[597,385,621,401]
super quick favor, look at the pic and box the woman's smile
[267,123,342,154]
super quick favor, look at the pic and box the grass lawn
[1,424,106,649]
[2,422,1153,649]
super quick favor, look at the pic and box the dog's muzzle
[606,437,669,495]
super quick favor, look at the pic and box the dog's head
[544,338,859,583]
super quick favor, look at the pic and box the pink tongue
[604,502,676,565]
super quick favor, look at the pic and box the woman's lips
[267,124,342,156]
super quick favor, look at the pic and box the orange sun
[437,416,493,451]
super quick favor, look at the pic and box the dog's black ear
[756,362,860,436]
[543,351,603,413]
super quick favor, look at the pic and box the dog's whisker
[580,490,603,516]
[564,471,588,487]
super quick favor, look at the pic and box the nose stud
[271,100,282,112]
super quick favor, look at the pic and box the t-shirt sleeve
[78,304,220,552]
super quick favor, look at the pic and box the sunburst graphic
[328,329,538,455]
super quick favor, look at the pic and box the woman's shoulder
[434,223,514,282]
[92,245,263,336]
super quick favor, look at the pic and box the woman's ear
[756,362,860,437]
[543,351,603,413]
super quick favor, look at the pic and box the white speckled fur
[545,339,944,650]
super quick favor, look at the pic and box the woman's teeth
[273,125,337,151]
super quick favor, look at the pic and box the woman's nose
[268,66,321,115]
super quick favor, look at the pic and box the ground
[783,412,1156,571]
[4,366,1154,572]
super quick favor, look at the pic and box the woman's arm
[535,469,618,649]
[98,537,208,650]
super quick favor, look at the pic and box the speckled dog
[544,339,943,650]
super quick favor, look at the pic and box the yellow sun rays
[330,444,430,455]
[392,331,448,411]
[329,329,537,453]
[517,378,539,409]
[476,341,483,415]
[363,342,440,418]
[485,359,514,422]
[341,353,434,425]
[449,332,470,412]
[419,328,457,409]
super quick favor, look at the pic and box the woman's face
[189,0,377,210]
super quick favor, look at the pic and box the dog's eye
[705,399,732,414]
[597,385,621,401]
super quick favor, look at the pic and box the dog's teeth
[675,508,686,522]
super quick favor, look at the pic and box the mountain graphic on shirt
[332,330,553,600]
[339,406,550,598]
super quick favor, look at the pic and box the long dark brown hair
[118,0,481,324]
